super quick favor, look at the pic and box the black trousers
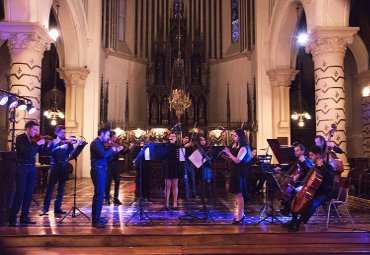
[105,164,121,199]
[91,166,107,223]
[42,163,69,212]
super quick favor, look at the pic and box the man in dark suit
[9,121,46,226]
[90,128,123,228]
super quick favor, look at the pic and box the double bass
[290,165,323,214]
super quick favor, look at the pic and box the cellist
[287,146,334,232]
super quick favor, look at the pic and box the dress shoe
[54,209,67,214]
[20,218,36,225]
[99,217,109,224]
[288,221,300,232]
[232,215,246,225]
[92,221,106,228]
[113,198,122,205]
[39,211,49,216]
[8,219,17,227]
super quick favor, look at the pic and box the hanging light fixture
[43,1,64,126]
[169,0,191,121]
[291,4,311,127]
[362,85,370,97]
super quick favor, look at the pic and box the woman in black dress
[223,129,252,224]
[164,132,180,209]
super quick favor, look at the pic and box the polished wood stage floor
[0,171,369,254]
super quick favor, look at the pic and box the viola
[30,135,53,144]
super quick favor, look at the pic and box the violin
[31,135,53,144]
[60,138,78,145]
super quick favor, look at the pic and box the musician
[40,125,83,216]
[105,131,132,205]
[288,145,334,232]
[314,135,344,159]
[9,121,46,227]
[132,139,152,202]
[164,132,181,210]
[196,135,214,207]
[90,128,124,228]
[279,144,313,216]
[327,151,344,198]
[182,134,198,198]
[223,129,252,224]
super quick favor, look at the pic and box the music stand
[254,162,282,225]
[178,147,203,223]
[59,141,90,223]
[125,144,153,225]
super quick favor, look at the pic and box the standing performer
[196,135,214,208]
[222,129,252,225]
[90,128,123,228]
[9,121,46,226]
[287,146,334,232]
[314,135,343,160]
[40,125,83,216]
[105,130,132,205]
[132,140,152,202]
[182,134,198,198]
[164,132,181,210]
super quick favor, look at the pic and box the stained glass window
[231,0,239,43]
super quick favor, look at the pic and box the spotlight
[7,97,18,108]
[297,32,309,46]
[0,94,8,105]
[26,104,36,114]
[17,100,27,110]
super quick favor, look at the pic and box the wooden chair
[325,177,355,230]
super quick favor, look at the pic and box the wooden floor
[1,172,369,254]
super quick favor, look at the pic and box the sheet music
[145,147,150,160]
[188,149,208,168]
[178,147,185,162]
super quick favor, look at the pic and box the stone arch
[347,34,369,74]
[51,0,89,67]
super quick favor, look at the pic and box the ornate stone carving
[58,67,90,87]
[266,68,298,87]
[306,27,359,58]
[1,32,51,52]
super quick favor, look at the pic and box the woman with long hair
[223,129,251,224]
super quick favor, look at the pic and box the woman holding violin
[40,125,84,216]
[222,129,252,225]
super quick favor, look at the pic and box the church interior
[0,0,369,254]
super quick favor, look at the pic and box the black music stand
[125,144,153,225]
[178,147,203,223]
[198,144,215,223]
[254,162,282,225]
[59,141,90,223]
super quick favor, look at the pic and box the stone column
[267,68,298,144]
[58,67,90,135]
[357,70,370,158]
[306,27,358,172]
[0,23,52,144]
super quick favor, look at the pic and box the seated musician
[315,135,343,160]
[287,146,334,232]
[279,144,313,216]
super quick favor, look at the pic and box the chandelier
[169,2,191,121]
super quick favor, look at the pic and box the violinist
[9,121,47,227]
[90,128,124,228]
[287,146,334,232]
[105,131,132,205]
[182,134,198,199]
[279,144,313,216]
[39,125,83,216]
[222,129,252,225]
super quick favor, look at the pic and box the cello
[290,164,323,214]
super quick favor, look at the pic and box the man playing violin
[90,128,124,228]
[40,125,84,216]
[9,121,47,226]
[287,146,334,232]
